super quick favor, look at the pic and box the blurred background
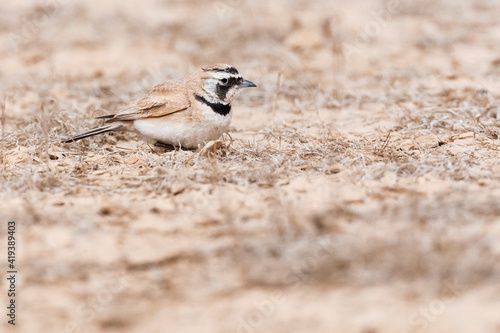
[1,0,500,332]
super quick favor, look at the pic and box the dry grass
[1,0,500,332]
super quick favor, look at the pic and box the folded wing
[100,80,191,122]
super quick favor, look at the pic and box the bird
[62,64,256,150]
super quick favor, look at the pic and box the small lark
[62,64,256,149]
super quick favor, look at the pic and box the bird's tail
[61,124,122,143]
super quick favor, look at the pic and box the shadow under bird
[62,64,256,149]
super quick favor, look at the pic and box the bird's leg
[153,141,176,150]
[153,141,198,152]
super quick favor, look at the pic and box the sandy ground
[1,0,500,332]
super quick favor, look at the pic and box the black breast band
[195,94,231,116]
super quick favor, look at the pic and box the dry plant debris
[1,0,500,332]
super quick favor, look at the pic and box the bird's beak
[238,79,257,88]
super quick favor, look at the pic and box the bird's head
[196,64,256,104]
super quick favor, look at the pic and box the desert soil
[1,0,500,332]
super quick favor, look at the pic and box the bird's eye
[221,78,228,84]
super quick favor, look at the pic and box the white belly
[133,109,232,149]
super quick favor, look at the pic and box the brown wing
[103,80,190,123]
